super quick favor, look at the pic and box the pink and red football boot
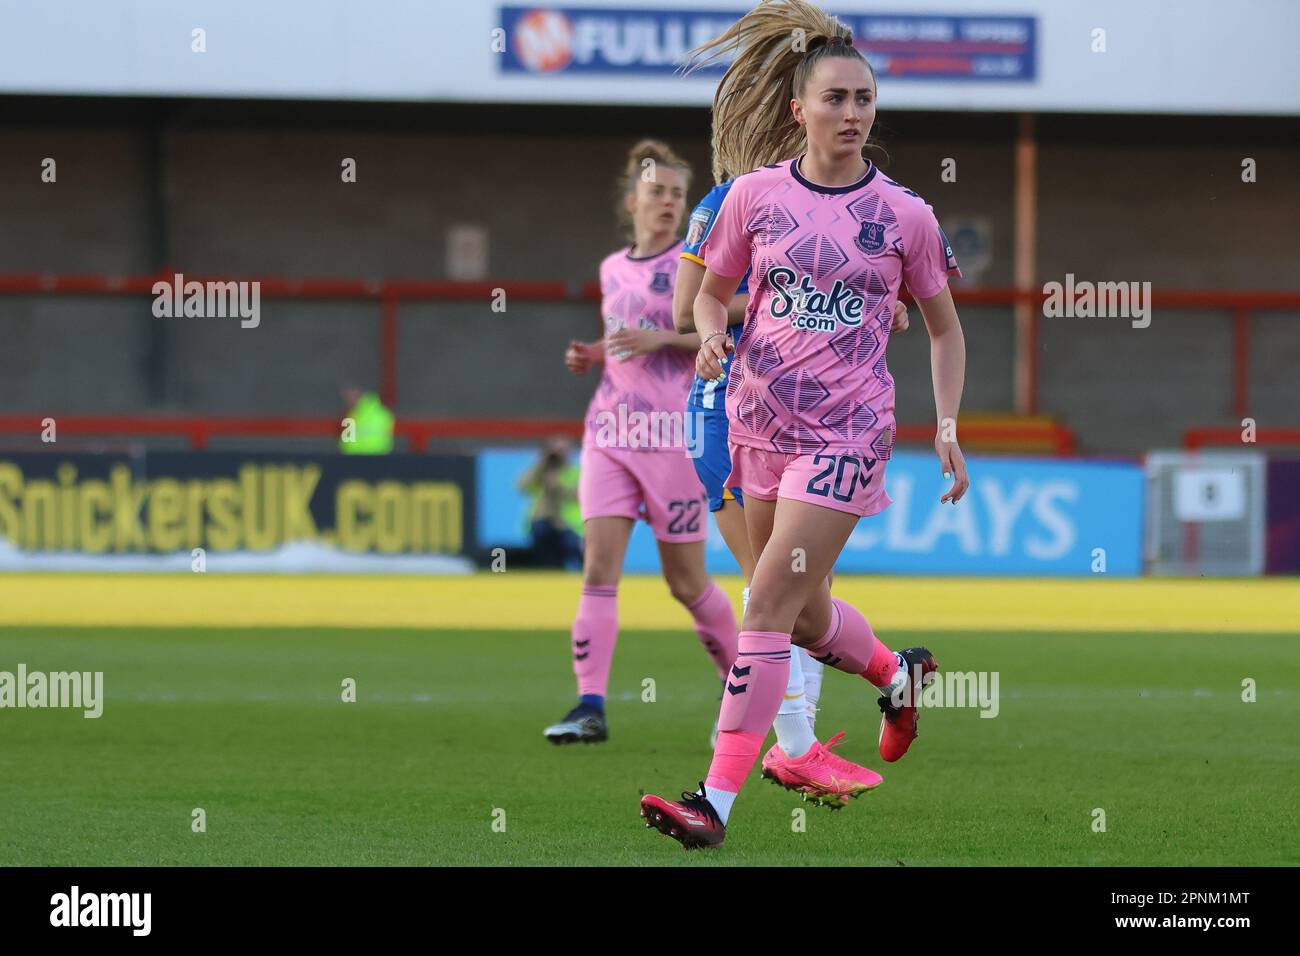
[878,646,939,762]
[640,785,727,850]
[761,731,883,808]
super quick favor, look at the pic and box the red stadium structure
[3,273,1295,452]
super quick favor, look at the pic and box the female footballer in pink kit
[674,171,912,807]
[642,0,969,848]
[543,140,740,745]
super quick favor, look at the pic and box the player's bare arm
[694,268,743,380]
[607,326,699,359]
[916,285,969,503]
[564,338,606,375]
[673,258,750,334]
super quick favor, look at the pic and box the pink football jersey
[583,241,695,450]
[705,158,960,459]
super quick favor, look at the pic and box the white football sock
[800,649,824,730]
[772,649,816,758]
[703,785,737,824]
[741,586,750,614]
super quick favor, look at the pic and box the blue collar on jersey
[791,156,877,195]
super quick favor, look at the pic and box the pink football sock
[804,597,897,689]
[705,730,765,796]
[572,584,619,698]
[686,582,740,677]
[705,631,791,793]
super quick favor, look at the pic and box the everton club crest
[854,220,885,255]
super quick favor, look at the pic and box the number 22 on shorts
[666,497,702,534]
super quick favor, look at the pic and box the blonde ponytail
[685,0,875,183]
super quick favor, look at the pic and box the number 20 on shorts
[804,454,876,503]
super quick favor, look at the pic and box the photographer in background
[517,435,583,569]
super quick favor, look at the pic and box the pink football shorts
[579,442,709,542]
[725,442,892,518]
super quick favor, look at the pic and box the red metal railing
[1,272,1296,426]
[1183,426,1300,450]
[0,414,1077,454]
[0,414,582,452]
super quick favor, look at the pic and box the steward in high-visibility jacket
[340,392,394,454]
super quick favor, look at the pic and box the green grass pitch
[1,626,1296,866]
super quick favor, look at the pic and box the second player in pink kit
[642,0,971,849]
[581,244,704,533]
[543,139,740,746]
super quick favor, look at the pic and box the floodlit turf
[1,623,1296,866]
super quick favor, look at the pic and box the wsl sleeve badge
[686,207,713,250]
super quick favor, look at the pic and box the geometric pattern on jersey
[771,418,828,455]
[818,397,880,444]
[734,389,778,436]
[871,422,896,460]
[750,251,774,293]
[829,322,881,368]
[769,367,830,416]
[625,389,656,417]
[643,346,690,383]
[594,376,617,404]
[872,351,894,389]
[744,335,782,377]
[725,358,744,399]
[880,175,922,199]
[845,269,891,318]
[746,201,799,248]
[788,233,849,280]
[875,306,893,335]
[611,290,647,326]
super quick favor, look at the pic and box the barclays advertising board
[498,7,1036,81]
[477,448,1142,576]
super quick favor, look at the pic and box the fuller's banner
[0,452,475,572]
[1,1,1297,115]
[500,7,1036,81]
